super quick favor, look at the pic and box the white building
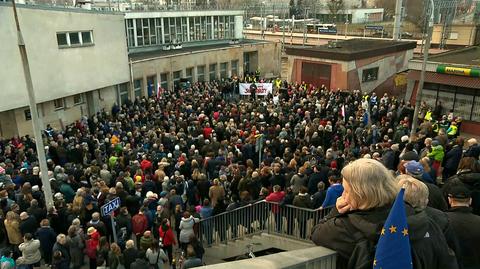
[0,4,130,137]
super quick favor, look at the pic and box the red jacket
[141,159,152,171]
[85,231,99,259]
[158,225,176,247]
[266,191,286,213]
[131,213,148,235]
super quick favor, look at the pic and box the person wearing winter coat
[35,219,57,266]
[208,179,225,208]
[4,211,22,246]
[130,251,149,269]
[427,140,445,176]
[139,230,153,252]
[108,243,124,269]
[51,250,69,269]
[158,219,176,264]
[312,159,458,269]
[16,233,41,267]
[178,211,200,251]
[85,227,100,269]
[123,240,139,269]
[67,225,84,269]
[146,239,168,269]
[52,234,70,266]
[0,250,15,269]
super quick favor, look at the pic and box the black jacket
[123,248,139,269]
[20,215,38,236]
[447,171,480,215]
[130,258,149,269]
[312,205,458,269]
[447,207,480,269]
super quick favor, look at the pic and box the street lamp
[410,0,435,138]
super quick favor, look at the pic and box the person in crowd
[139,230,153,252]
[445,157,480,215]
[96,236,110,267]
[146,239,168,269]
[67,225,84,269]
[16,233,41,269]
[181,245,203,269]
[158,218,176,265]
[4,211,22,248]
[179,211,200,251]
[19,212,37,237]
[443,137,464,180]
[123,240,139,269]
[130,251,149,269]
[266,185,285,232]
[320,171,343,209]
[84,227,100,269]
[52,234,70,266]
[464,138,480,159]
[35,219,57,266]
[312,158,457,268]
[311,182,326,209]
[446,184,480,269]
[108,243,124,269]
[0,250,15,269]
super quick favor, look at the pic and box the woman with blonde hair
[108,243,124,269]
[4,211,22,246]
[312,158,458,268]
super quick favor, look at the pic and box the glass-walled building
[125,10,244,50]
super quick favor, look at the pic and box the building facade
[0,4,130,137]
[407,46,480,135]
[125,10,280,103]
[285,39,415,94]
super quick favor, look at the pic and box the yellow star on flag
[402,228,408,236]
[389,225,397,234]
[374,259,377,266]
[381,227,385,235]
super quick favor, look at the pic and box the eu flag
[373,188,412,269]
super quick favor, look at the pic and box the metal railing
[197,200,331,246]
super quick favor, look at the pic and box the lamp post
[410,0,435,138]
[10,0,54,209]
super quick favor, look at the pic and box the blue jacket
[322,184,344,208]
[444,146,463,171]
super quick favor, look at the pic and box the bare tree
[327,0,345,16]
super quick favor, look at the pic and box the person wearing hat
[403,160,448,211]
[446,184,480,269]
[85,227,100,269]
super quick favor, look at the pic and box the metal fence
[197,200,331,246]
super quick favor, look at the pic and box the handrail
[197,200,331,246]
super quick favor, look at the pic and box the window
[73,94,84,105]
[231,60,239,76]
[24,109,31,121]
[69,32,80,45]
[220,62,228,79]
[54,98,64,110]
[126,19,135,47]
[362,67,379,82]
[117,83,129,105]
[56,33,68,46]
[197,65,206,82]
[134,79,143,98]
[186,67,193,82]
[160,73,169,91]
[173,71,182,87]
[57,31,94,48]
[81,32,92,44]
[449,32,459,40]
[209,63,217,81]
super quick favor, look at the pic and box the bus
[306,23,337,34]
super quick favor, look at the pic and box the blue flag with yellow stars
[373,188,412,269]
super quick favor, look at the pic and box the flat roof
[129,39,269,61]
[429,46,480,67]
[0,2,120,15]
[125,9,243,18]
[285,39,417,61]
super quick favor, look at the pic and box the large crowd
[0,77,479,269]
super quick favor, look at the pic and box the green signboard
[436,65,480,77]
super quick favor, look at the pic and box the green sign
[436,65,480,77]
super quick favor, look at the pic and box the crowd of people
[0,77,478,269]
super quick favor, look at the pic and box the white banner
[239,83,273,96]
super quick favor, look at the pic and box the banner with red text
[239,83,273,96]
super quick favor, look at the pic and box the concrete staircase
[203,233,316,265]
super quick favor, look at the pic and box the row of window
[125,15,236,48]
[421,82,480,122]
[125,60,239,104]
[56,31,94,48]
[24,94,84,121]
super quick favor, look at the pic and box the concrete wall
[131,41,280,95]
[0,4,130,112]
